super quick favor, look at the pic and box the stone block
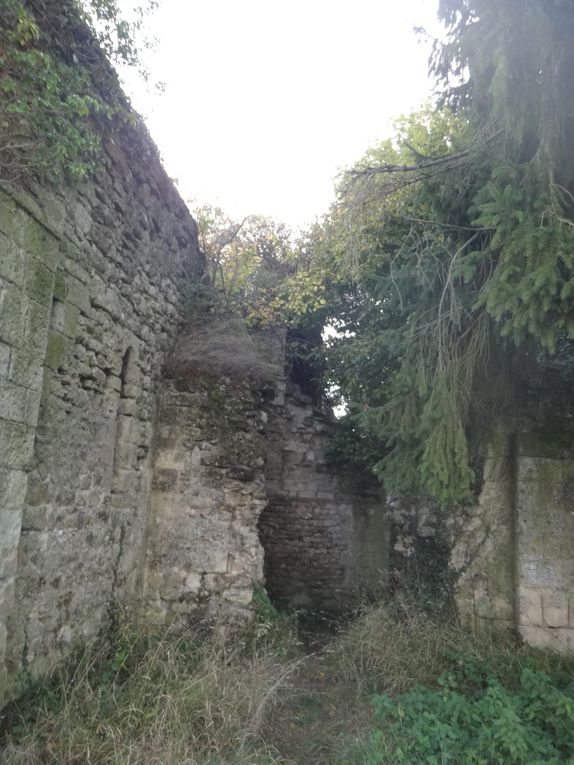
[65,276,90,314]
[152,469,178,493]
[520,625,574,653]
[52,272,68,302]
[0,192,18,237]
[91,286,121,321]
[21,505,53,532]
[118,398,137,417]
[0,468,27,507]
[0,420,35,470]
[184,572,202,592]
[0,507,22,549]
[0,283,27,347]
[0,342,10,377]
[0,234,26,286]
[24,388,41,427]
[25,256,54,306]
[542,590,569,628]
[0,545,17,579]
[0,578,14,619]
[51,301,79,340]
[45,330,70,371]
[25,298,51,355]
[17,218,60,271]
[8,344,45,390]
[0,380,28,424]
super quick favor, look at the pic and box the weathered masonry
[259,385,389,611]
[3,4,574,713]
[453,415,574,652]
[0,117,202,701]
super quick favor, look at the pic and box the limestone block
[65,276,90,314]
[25,256,54,306]
[0,380,28,423]
[91,286,122,321]
[184,572,202,592]
[0,507,22,548]
[45,330,71,371]
[0,468,27,507]
[0,420,35,470]
[9,345,45,390]
[518,586,543,626]
[51,301,79,340]
[25,388,42,427]
[25,298,51,355]
[542,590,569,628]
[21,505,53,532]
[152,469,178,493]
[0,282,27,347]
[118,398,137,417]
[0,545,17,579]
[0,234,26,287]
[520,625,574,653]
[0,342,10,378]
[114,440,136,470]
[52,272,68,302]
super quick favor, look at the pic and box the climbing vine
[0,0,156,183]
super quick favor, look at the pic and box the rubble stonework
[0,123,201,702]
[259,384,389,610]
[144,373,268,623]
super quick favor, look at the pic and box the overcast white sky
[125,0,441,227]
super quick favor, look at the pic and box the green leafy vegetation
[4,603,574,764]
[301,0,574,504]
[0,0,155,183]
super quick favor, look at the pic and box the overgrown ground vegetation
[3,598,574,764]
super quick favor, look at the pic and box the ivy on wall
[0,0,154,183]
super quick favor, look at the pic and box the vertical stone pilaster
[0,190,59,701]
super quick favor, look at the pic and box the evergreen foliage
[311,0,574,503]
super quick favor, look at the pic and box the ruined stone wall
[145,372,268,624]
[453,420,574,651]
[0,123,201,701]
[259,384,389,611]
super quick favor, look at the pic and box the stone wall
[453,420,574,651]
[0,120,201,702]
[144,371,268,623]
[259,384,389,611]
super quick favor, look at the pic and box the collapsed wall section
[259,384,389,611]
[145,373,268,623]
[0,121,201,701]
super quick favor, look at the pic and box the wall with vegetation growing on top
[0,117,202,703]
[259,383,389,611]
[453,409,574,652]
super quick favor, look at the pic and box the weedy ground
[2,596,574,764]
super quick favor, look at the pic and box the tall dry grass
[331,600,513,695]
[2,619,300,765]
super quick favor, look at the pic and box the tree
[310,0,574,504]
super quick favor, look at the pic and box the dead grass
[165,317,283,384]
[4,600,572,765]
[2,620,300,765]
[328,598,533,697]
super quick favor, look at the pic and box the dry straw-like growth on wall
[164,317,285,385]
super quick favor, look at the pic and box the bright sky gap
[123,0,441,227]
